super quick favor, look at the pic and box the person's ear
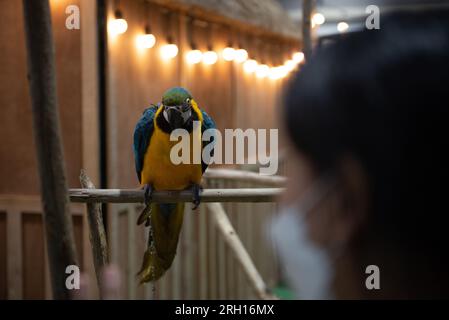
[331,155,370,251]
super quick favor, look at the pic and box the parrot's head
[162,87,194,130]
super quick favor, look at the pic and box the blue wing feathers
[133,105,158,183]
[200,109,216,173]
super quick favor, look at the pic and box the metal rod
[69,188,283,204]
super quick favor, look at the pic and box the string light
[186,49,203,64]
[108,9,128,36]
[284,59,297,72]
[312,13,326,26]
[293,51,305,64]
[160,41,178,60]
[256,64,270,78]
[269,67,280,80]
[337,22,349,33]
[203,49,218,65]
[269,66,288,80]
[136,26,156,49]
[222,47,236,61]
[234,49,248,63]
[243,59,258,74]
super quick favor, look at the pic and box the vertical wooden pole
[22,0,78,299]
[302,0,313,60]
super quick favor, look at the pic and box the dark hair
[285,10,449,297]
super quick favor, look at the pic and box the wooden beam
[79,170,109,298]
[205,169,286,187]
[69,188,283,204]
[207,202,277,300]
[22,0,78,300]
[146,0,300,42]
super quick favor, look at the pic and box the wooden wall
[106,0,293,299]
[0,0,98,299]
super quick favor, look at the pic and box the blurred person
[270,9,449,299]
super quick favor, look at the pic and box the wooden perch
[79,170,109,297]
[204,168,286,187]
[207,202,278,300]
[69,188,283,204]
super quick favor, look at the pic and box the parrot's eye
[185,98,191,103]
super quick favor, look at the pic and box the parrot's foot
[137,184,153,226]
[143,184,153,206]
[191,184,202,210]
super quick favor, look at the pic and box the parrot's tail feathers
[136,249,168,283]
[137,204,152,226]
[137,203,185,284]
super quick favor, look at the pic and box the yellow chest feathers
[140,123,203,190]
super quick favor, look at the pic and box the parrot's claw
[143,184,153,206]
[137,184,153,226]
[192,184,201,210]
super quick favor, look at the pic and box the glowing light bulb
[160,44,178,60]
[108,18,128,36]
[136,34,156,49]
[186,49,203,64]
[278,66,289,78]
[293,51,305,64]
[284,59,297,72]
[256,64,269,78]
[203,51,218,65]
[234,49,248,63]
[222,47,236,61]
[243,59,258,74]
[312,13,326,26]
[337,22,349,33]
[269,67,281,80]
[269,66,288,80]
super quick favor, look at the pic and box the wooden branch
[22,0,78,299]
[69,188,283,204]
[79,170,109,297]
[207,203,278,300]
[204,169,286,187]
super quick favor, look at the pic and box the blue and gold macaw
[133,87,216,283]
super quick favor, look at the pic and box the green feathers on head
[162,87,192,106]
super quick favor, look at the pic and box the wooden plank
[217,180,227,299]
[118,208,129,299]
[198,203,207,299]
[226,181,236,299]
[7,210,22,299]
[127,205,137,300]
[183,204,196,299]
[81,0,100,186]
[208,181,217,299]
[22,214,45,299]
[0,212,6,299]
[171,217,182,300]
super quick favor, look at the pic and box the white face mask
[268,177,336,300]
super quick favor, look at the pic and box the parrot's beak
[167,107,184,130]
